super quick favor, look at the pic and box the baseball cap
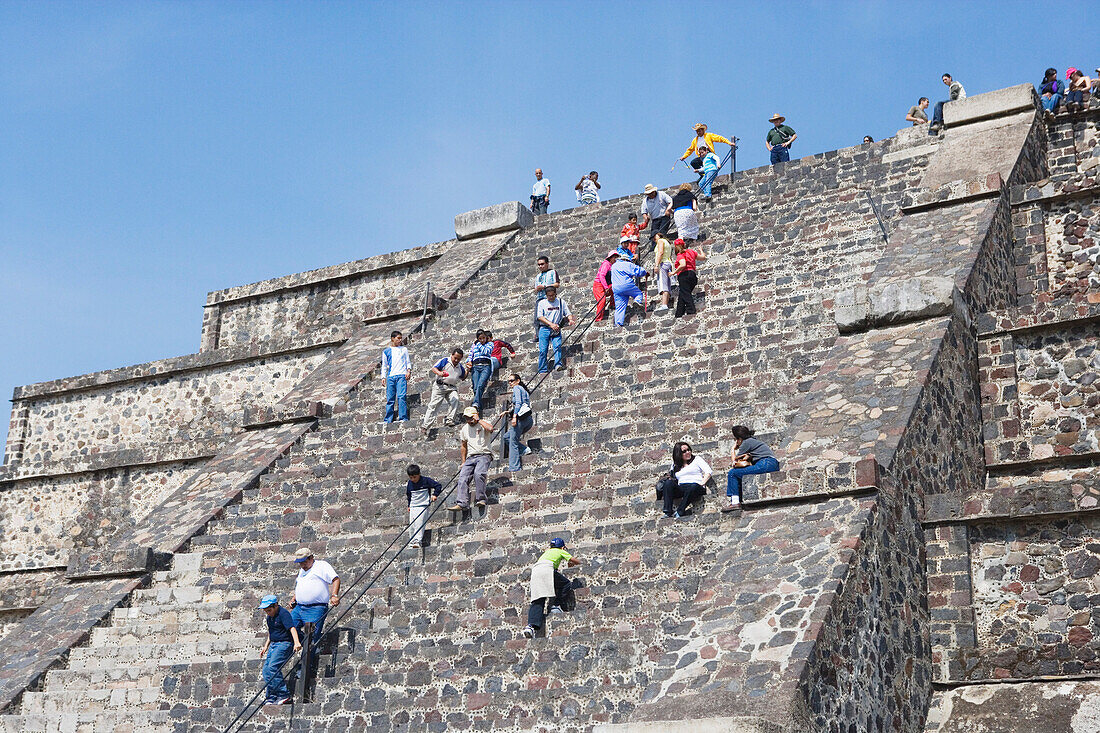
[258,594,278,609]
[550,537,566,549]
[294,547,313,563]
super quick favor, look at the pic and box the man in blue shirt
[610,252,649,327]
[258,594,302,705]
[405,464,443,548]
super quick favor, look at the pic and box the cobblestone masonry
[0,87,1082,731]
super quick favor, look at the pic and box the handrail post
[296,621,314,703]
[421,281,431,335]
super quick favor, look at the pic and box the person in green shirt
[522,537,582,639]
[766,113,796,165]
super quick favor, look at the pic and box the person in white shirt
[536,286,575,373]
[530,169,550,215]
[640,184,674,244]
[290,547,340,663]
[575,171,600,205]
[448,406,496,512]
[662,441,712,518]
[381,330,412,423]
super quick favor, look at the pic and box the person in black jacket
[406,464,442,549]
[1039,67,1065,117]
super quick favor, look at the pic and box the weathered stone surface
[943,84,1039,127]
[64,546,154,580]
[926,681,1100,732]
[454,201,533,240]
[835,276,955,333]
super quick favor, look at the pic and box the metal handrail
[221,296,603,733]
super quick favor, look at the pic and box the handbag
[655,474,677,501]
[515,402,532,418]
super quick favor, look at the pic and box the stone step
[0,710,171,733]
[67,638,259,669]
[111,600,232,624]
[20,686,163,715]
[41,664,166,693]
[130,585,205,604]
[90,619,263,646]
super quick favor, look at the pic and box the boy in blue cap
[258,594,302,705]
[522,538,582,639]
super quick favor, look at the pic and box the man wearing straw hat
[678,123,735,175]
[765,113,797,165]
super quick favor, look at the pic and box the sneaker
[475,499,487,508]
[447,504,468,512]
[720,502,742,513]
[554,364,566,372]
[655,304,669,312]
[549,606,564,615]
[520,445,532,456]
[409,541,421,549]
[522,625,536,639]
[276,697,293,706]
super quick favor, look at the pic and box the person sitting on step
[522,537,581,639]
[448,406,495,512]
[663,441,711,518]
[405,464,442,548]
[723,425,780,513]
[257,594,301,706]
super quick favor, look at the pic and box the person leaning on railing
[289,548,340,666]
[256,594,301,706]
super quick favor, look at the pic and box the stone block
[836,277,956,333]
[943,84,1038,127]
[65,546,156,580]
[454,201,533,240]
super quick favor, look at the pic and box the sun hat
[258,594,278,609]
[769,113,785,123]
[607,250,620,259]
[550,538,566,549]
[294,547,313,563]
[462,406,479,418]
[643,183,658,194]
[693,123,707,131]
[1066,67,1078,79]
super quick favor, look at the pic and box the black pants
[527,570,570,629]
[675,270,698,317]
[648,215,672,243]
[663,481,704,515]
[689,155,704,173]
[531,195,548,215]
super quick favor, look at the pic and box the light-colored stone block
[943,84,1037,127]
[454,201,533,240]
[835,277,956,333]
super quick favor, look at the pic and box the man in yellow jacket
[680,123,735,175]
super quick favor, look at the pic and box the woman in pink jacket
[592,251,620,322]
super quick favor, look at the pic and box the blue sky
[1,1,1095,450]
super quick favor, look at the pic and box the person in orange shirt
[619,213,645,258]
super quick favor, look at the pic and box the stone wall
[200,241,451,351]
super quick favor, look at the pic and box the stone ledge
[11,334,343,401]
[205,239,453,305]
[596,717,791,732]
[65,546,158,580]
[977,299,1100,337]
[454,202,533,240]
[835,276,957,333]
[901,174,1004,214]
[943,84,1038,127]
[242,400,325,429]
[0,439,219,484]
[1010,171,1100,206]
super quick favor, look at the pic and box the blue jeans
[612,282,644,327]
[1041,93,1062,112]
[931,100,946,132]
[770,145,790,164]
[537,326,563,372]
[470,363,492,408]
[726,457,780,499]
[261,640,294,701]
[506,413,534,471]
[1067,90,1083,106]
[699,170,717,197]
[384,375,408,422]
[291,603,329,663]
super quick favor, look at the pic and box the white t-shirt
[295,560,339,605]
[460,421,494,457]
[532,178,550,197]
[536,297,571,326]
[673,456,713,485]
